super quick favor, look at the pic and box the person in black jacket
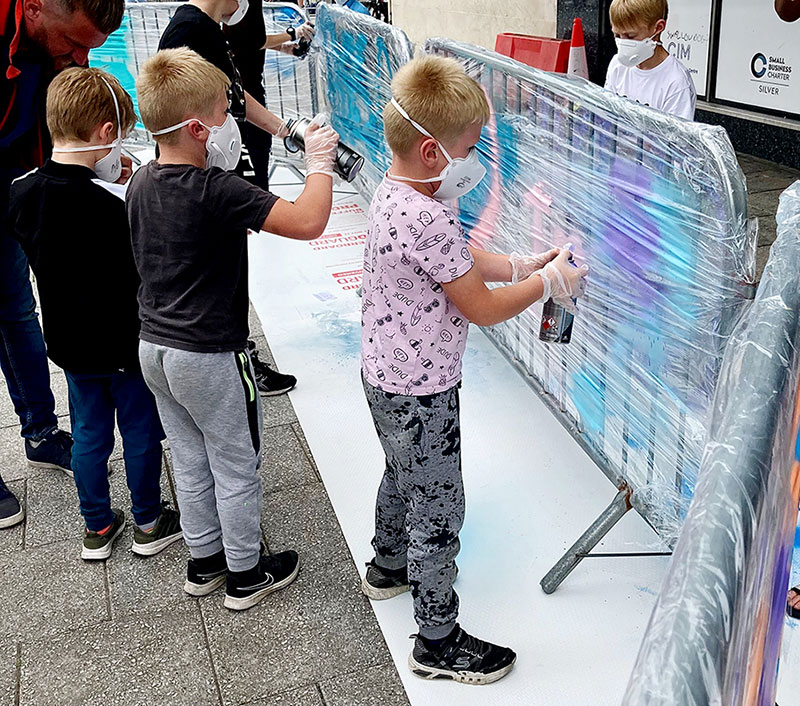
[8,68,182,561]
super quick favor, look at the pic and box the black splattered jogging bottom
[362,376,464,640]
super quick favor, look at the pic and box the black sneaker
[0,476,24,529]
[408,625,517,685]
[185,549,228,596]
[81,509,125,560]
[224,549,300,611]
[361,560,409,600]
[25,428,73,477]
[131,503,183,556]
[247,340,296,396]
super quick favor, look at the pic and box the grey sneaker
[82,509,125,560]
[131,504,183,556]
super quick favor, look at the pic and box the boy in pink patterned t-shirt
[360,56,588,685]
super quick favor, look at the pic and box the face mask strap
[151,118,204,137]
[390,98,454,163]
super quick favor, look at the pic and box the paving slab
[291,423,319,479]
[261,394,299,430]
[0,642,17,706]
[19,604,220,706]
[0,425,29,483]
[0,480,24,555]
[261,483,352,567]
[202,558,390,706]
[757,215,778,247]
[0,367,69,430]
[240,685,322,706]
[749,188,786,218]
[746,170,800,194]
[320,663,410,706]
[0,539,107,641]
[259,425,317,495]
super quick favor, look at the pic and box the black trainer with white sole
[0,476,24,529]
[131,504,183,556]
[81,509,126,560]
[185,549,228,596]
[224,549,300,611]
[361,560,409,600]
[408,625,516,685]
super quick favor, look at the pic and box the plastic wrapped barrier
[623,181,800,706]
[311,5,756,547]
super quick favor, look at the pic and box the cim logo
[751,53,768,78]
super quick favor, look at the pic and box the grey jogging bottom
[139,340,263,572]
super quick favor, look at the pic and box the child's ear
[654,18,666,35]
[419,137,440,168]
[99,121,116,143]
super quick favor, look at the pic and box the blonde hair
[46,67,135,144]
[609,0,668,30]
[384,56,490,157]
[136,48,230,145]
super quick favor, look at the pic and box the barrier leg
[540,484,633,594]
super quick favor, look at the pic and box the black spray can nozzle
[283,117,365,183]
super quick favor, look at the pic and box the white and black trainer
[223,549,300,611]
[361,560,409,600]
[408,625,516,685]
[184,549,228,596]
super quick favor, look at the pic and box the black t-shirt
[223,0,266,100]
[158,4,247,121]
[126,161,277,353]
[8,160,142,374]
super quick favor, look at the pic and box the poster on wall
[715,0,800,117]
[663,0,713,98]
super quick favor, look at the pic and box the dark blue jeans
[66,370,165,531]
[0,233,58,441]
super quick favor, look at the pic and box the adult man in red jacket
[0,0,124,529]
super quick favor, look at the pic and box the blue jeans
[0,233,57,441]
[66,370,165,531]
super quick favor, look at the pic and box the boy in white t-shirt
[604,0,696,120]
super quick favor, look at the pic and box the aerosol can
[539,257,578,344]
[283,116,365,183]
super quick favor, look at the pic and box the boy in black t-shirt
[158,0,308,396]
[129,48,338,610]
[8,68,183,561]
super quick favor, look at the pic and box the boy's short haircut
[56,0,124,35]
[46,67,136,144]
[136,48,230,145]
[609,0,668,30]
[384,56,490,157]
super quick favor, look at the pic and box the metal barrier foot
[540,484,633,594]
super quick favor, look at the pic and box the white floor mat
[248,167,671,706]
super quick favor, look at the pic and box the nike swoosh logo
[239,576,274,591]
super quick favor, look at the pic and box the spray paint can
[539,256,578,344]
[283,117,365,183]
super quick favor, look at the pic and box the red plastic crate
[495,33,570,73]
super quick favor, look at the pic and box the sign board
[663,0,713,98]
[715,0,800,117]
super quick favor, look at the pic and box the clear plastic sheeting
[312,3,413,195]
[623,181,800,706]
[309,4,756,545]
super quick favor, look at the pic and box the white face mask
[152,113,242,171]
[615,33,660,68]
[222,0,248,25]
[51,77,123,183]
[387,97,486,202]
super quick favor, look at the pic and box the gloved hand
[296,23,315,41]
[536,246,589,313]
[304,114,339,178]
[509,248,559,284]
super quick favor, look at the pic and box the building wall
[390,0,558,52]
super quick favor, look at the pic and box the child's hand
[509,248,559,283]
[304,119,339,178]
[537,249,589,313]
[296,23,315,41]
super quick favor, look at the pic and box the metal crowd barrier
[91,2,319,174]
[310,6,756,587]
[623,181,800,706]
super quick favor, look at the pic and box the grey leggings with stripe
[139,340,263,572]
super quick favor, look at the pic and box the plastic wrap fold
[310,5,756,545]
[623,181,800,706]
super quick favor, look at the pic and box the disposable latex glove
[536,246,589,313]
[304,114,339,178]
[296,23,315,41]
[509,248,559,284]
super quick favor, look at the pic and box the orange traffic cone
[568,17,589,79]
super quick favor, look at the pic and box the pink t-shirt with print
[361,177,474,396]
